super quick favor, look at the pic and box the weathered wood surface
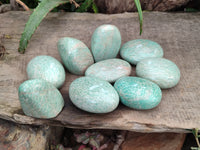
[0,119,51,150]
[121,132,186,150]
[0,11,200,133]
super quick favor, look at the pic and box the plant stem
[16,0,30,11]
[194,128,200,147]
[195,135,200,147]
[134,0,143,35]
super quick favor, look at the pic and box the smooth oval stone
[114,77,162,110]
[85,58,131,83]
[91,24,121,62]
[58,37,94,75]
[120,39,164,65]
[27,55,65,88]
[136,58,180,89]
[18,79,64,118]
[69,77,119,113]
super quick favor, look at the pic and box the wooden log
[94,0,190,13]
[0,119,64,150]
[0,11,200,133]
[121,132,186,150]
[10,0,19,11]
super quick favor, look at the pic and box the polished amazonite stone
[120,39,164,65]
[58,37,94,75]
[18,79,64,118]
[114,77,162,110]
[27,55,65,88]
[69,77,119,113]
[136,58,180,89]
[85,58,131,83]
[91,24,121,62]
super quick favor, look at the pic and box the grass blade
[134,0,143,35]
[18,0,69,53]
[92,1,98,13]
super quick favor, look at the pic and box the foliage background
[1,0,200,12]
[0,0,99,12]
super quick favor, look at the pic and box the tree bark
[10,0,19,10]
[94,0,190,13]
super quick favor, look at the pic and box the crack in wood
[0,35,9,60]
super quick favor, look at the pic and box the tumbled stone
[114,77,162,110]
[136,58,180,89]
[120,39,164,65]
[91,24,121,62]
[85,58,131,83]
[58,37,94,75]
[27,55,65,88]
[18,79,64,118]
[69,77,119,113]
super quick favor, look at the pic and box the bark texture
[94,0,190,13]
[121,132,186,150]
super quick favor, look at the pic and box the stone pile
[18,24,180,117]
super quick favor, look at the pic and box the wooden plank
[0,119,54,150]
[121,132,186,150]
[0,11,200,132]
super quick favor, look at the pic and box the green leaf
[18,0,70,53]
[92,1,98,13]
[185,8,199,12]
[76,0,93,12]
[89,137,100,149]
[192,128,199,137]
[191,147,200,150]
[134,0,143,35]
[75,132,90,143]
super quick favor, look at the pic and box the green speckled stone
[69,77,119,113]
[85,58,131,83]
[58,37,94,75]
[91,24,121,62]
[27,55,65,88]
[18,79,64,118]
[120,39,164,65]
[136,58,180,89]
[114,77,162,110]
